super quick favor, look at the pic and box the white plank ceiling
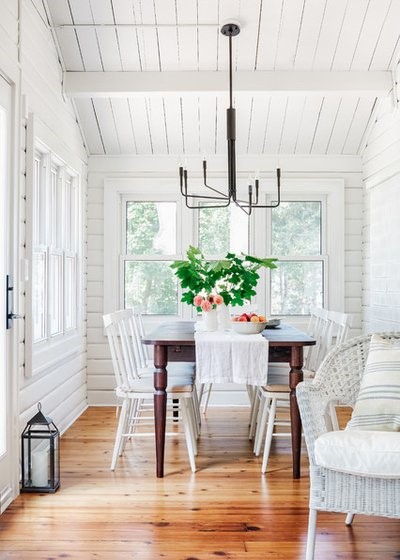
[44,0,400,156]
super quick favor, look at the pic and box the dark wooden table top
[142,320,315,347]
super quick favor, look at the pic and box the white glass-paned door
[0,74,15,512]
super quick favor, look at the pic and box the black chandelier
[179,22,281,215]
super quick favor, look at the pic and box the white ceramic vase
[217,303,231,330]
[203,308,218,331]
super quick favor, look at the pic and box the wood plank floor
[1,406,400,560]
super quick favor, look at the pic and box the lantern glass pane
[21,426,60,492]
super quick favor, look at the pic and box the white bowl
[231,321,268,334]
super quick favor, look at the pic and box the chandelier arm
[202,160,230,197]
[180,166,230,200]
[203,183,230,197]
[253,181,259,205]
[251,168,281,208]
[184,198,232,209]
[183,191,230,201]
[233,199,252,215]
[235,169,282,209]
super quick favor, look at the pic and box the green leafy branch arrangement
[170,246,278,308]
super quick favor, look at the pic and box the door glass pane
[124,261,177,314]
[33,156,41,246]
[271,261,323,315]
[50,168,57,247]
[33,251,47,342]
[64,178,71,251]
[64,257,76,331]
[0,105,5,455]
[126,202,176,255]
[271,201,321,256]
[49,254,62,336]
[198,204,248,255]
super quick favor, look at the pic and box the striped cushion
[347,334,400,432]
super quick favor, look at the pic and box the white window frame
[269,196,327,316]
[252,177,344,327]
[104,178,196,323]
[104,177,344,329]
[25,114,84,378]
[121,196,179,315]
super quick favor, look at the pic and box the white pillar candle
[31,450,48,487]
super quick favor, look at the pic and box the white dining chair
[304,308,352,377]
[103,309,198,472]
[129,306,201,429]
[252,308,352,472]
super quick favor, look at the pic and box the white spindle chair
[129,307,201,428]
[103,309,198,472]
[252,308,352,472]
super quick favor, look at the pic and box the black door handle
[6,275,21,329]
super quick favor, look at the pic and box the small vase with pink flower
[193,293,224,332]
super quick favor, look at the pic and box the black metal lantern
[21,403,60,493]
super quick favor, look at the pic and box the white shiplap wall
[0,0,18,65]
[362,87,400,332]
[16,1,88,432]
[87,154,363,405]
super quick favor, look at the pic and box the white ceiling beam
[64,71,391,98]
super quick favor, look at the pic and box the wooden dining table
[142,321,315,479]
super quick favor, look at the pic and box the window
[104,178,344,322]
[31,148,79,343]
[197,204,249,256]
[270,201,325,315]
[121,200,250,315]
[123,201,178,314]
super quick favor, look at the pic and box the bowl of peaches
[230,313,270,334]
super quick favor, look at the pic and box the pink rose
[201,300,212,312]
[193,295,204,307]
[214,294,223,305]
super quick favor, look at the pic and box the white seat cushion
[314,429,400,478]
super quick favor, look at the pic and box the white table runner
[195,330,269,385]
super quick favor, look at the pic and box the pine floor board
[0,406,399,560]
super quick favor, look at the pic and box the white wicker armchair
[296,332,400,560]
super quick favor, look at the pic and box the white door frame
[0,67,20,513]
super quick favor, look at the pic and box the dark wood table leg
[154,344,168,478]
[289,346,304,479]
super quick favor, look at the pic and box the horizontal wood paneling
[19,353,86,414]
[87,374,115,390]
[362,85,400,332]
[0,0,18,65]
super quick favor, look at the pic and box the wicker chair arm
[296,381,332,464]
